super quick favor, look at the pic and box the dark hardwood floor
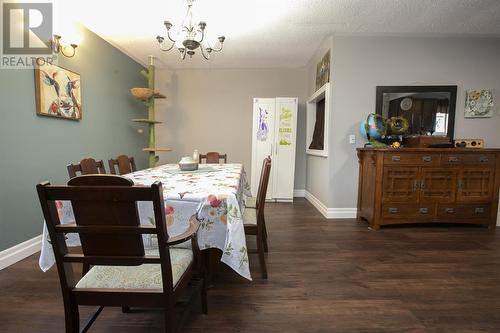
[1,198,500,332]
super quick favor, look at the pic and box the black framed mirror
[375,85,457,140]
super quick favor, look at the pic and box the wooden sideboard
[357,148,500,229]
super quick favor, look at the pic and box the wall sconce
[51,35,78,58]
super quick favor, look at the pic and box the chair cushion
[75,248,193,290]
[243,207,257,225]
[245,196,257,208]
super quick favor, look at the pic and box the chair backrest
[256,157,272,220]
[108,155,137,175]
[199,152,227,164]
[67,158,107,179]
[36,175,173,291]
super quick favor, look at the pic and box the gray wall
[305,36,335,206]
[0,26,147,251]
[328,36,500,209]
[154,69,307,189]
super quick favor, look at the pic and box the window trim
[306,82,330,157]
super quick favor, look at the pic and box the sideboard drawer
[384,153,440,166]
[437,204,491,220]
[382,204,437,219]
[441,153,496,166]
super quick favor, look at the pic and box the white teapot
[178,156,198,171]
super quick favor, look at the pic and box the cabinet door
[382,167,419,203]
[420,168,456,203]
[272,98,298,200]
[457,168,495,203]
[251,98,276,198]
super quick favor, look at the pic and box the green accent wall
[0,26,148,251]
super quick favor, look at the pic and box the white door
[272,98,298,200]
[251,98,275,199]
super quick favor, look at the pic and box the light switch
[349,134,356,144]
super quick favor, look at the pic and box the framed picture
[35,62,82,120]
[315,49,330,90]
[464,89,493,118]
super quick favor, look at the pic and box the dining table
[38,163,253,280]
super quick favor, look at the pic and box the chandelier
[156,0,225,60]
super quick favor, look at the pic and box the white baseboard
[327,208,358,219]
[304,190,329,217]
[0,235,42,270]
[304,190,357,219]
[273,199,293,203]
[293,189,306,197]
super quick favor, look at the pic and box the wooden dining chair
[108,155,137,175]
[245,157,267,208]
[245,157,269,253]
[199,152,227,164]
[67,158,107,179]
[36,174,207,333]
[243,157,271,279]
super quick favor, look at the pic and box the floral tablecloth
[39,163,253,280]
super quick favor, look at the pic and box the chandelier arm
[166,30,176,43]
[200,44,210,60]
[211,43,223,52]
[181,49,187,60]
[159,40,175,52]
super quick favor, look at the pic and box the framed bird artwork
[34,61,82,120]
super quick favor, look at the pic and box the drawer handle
[479,156,489,163]
[448,156,459,163]
[391,155,401,162]
[445,208,455,214]
[419,208,429,214]
[422,156,432,162]
[475,207,485,214]
[388,207,399,214]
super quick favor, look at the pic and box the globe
[364,113,386,141]
[359,121,368,139]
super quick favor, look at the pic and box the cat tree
[131,56,171,168]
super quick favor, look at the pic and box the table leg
[204,248,221,288]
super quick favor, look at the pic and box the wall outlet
[349,134,356,144]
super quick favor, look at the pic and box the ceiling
[56,0,500,69]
